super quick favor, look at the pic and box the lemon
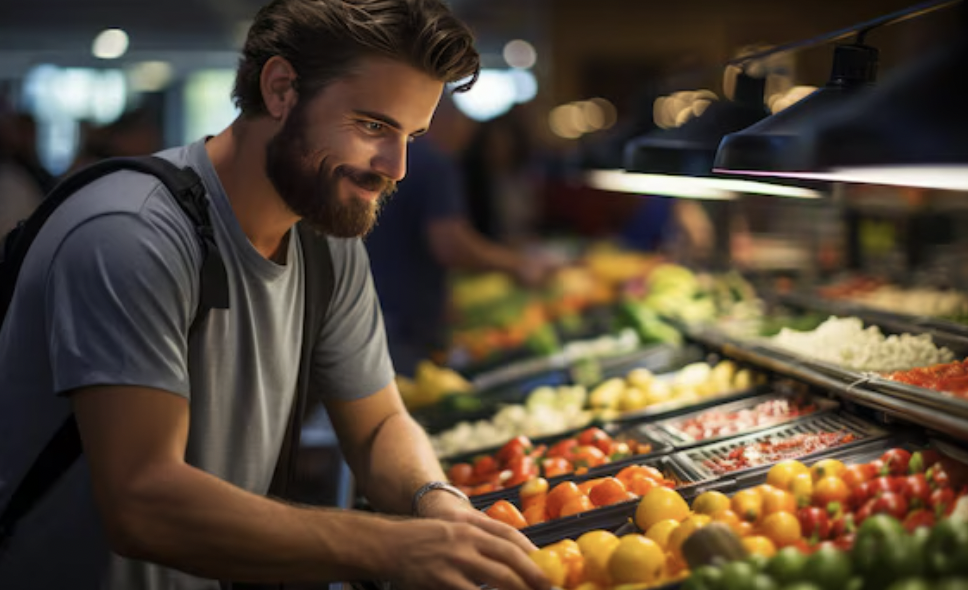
[693,490,731,516]
[635,487,690,531]
[608,534,666,585]
[530,547,566,587]
[644,519,681,550]
[577,530,621,584]
[667,513,712,562]
[766,460,809,491]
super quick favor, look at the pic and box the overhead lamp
[801,31,968,191]
[619,74,824,199]
[92,28,129,60]
[714,42,879,175]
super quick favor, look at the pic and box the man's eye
[362,121,385,132]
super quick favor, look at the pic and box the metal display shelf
[674,321,968,440]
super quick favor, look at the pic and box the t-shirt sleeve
[45,205,198,398]
[311,238,395,401]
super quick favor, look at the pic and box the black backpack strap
[0,156,229,557]
[268,223,336,498]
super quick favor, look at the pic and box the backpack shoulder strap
[0,156,229,557]
[266,222,336,498]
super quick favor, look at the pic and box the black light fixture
[714,0,966,191]
[713,42,879,174]
[587,74,823,200]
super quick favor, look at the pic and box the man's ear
[260,56,299,120]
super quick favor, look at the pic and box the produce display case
[674,412,889,482]
[647,391,840,450]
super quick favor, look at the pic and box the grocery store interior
[2,0,968,588]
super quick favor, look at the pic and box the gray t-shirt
[0,140,395,590]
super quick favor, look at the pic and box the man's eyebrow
[354,110,428,136]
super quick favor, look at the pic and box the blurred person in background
[0,109,45,244]
[0,1,551,590]
[6,112,54,192]
[366,97,556,376]
[67,106,164,174]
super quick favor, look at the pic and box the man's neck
[205,118,298,262]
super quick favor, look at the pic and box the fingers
[461,508,538,554]
[469,528,551,590]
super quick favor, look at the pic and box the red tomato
[903,509,936,533]
[868,476,899,498]
[880,449,912,476]
[593,437,615,455]
[852,481,874,507]
[855,499,876,526]
[546,439,579,461]
[829,513,855,540]
[930,487,955,517]
[871,492,909,520]
[834,532,856,551]
[571,446,607,469]
[541,457,573,479]
[797,507,830,541]
[842,464,876,489]
[505,456,537,487]
[473,455,499,478]
[447,463,473,486]
[577,427,610,446]
[901,474,931,508]
[496,436,533,465]
[928,464,952,489]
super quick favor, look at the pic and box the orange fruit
[644,519,681,551]
[579,478,609,496]
[736,520,754,537]
[790,472,814,508]
[731,489,763,523]
[607,534,666,585]
[531,547,566,587]
[742,535,777,558]
[523,503,546,526]
[589,478,629,507]
[546,481,582,520]
[627,475,657,497]
[577,530,621,585]
[811,459,846,482]
[548,539,585,588]
[635,487,690,531]
[767,460,809,491]
[761,488,797,516]
[710,509,744,536]
[667,514,712,562]
[813,476,851,508]
[560,495,595,517]
[693,490,731,516]
[760,511,802,548]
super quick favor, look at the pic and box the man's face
[266,57,443,238]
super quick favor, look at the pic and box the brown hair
[233,0,480,117]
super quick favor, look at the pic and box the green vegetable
[684,565,724,590]
[525,323,560,356]
[853,515,921,589]
[720,561,759,590]
[766,547,808,586]
[925,518,968,578]
[803,545,852,590]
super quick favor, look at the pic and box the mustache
[336,165,397,197]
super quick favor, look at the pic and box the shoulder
[324,236,371,283]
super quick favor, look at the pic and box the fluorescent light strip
[587,170,822,200]
[715,165,968,192]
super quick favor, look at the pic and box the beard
[265,104,397,238]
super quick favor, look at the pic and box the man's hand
[388,499,551,590]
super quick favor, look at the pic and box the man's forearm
[348,410,448,515]
[111,461,399,583]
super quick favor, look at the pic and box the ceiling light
[503,39,537,69]
[92,28,129,60]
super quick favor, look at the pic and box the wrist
[412,482,471,518]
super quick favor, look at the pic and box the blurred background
[2,0,966,510]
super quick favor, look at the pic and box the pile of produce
[887,358,968,399]
[484,463,680,529]
[446,428,655,497]
[820,276,968,320]
[587,361,762,415]
[669,397,823,442]
[684,514,968,590]
[625,265,764,327]
[525,448,968,590]
[769,316,955,372]
[698,431,859,476]
[430,385,592,458]
[395,360,473,410]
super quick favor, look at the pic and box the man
[367,99,552,374]
[0,2,551,590]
